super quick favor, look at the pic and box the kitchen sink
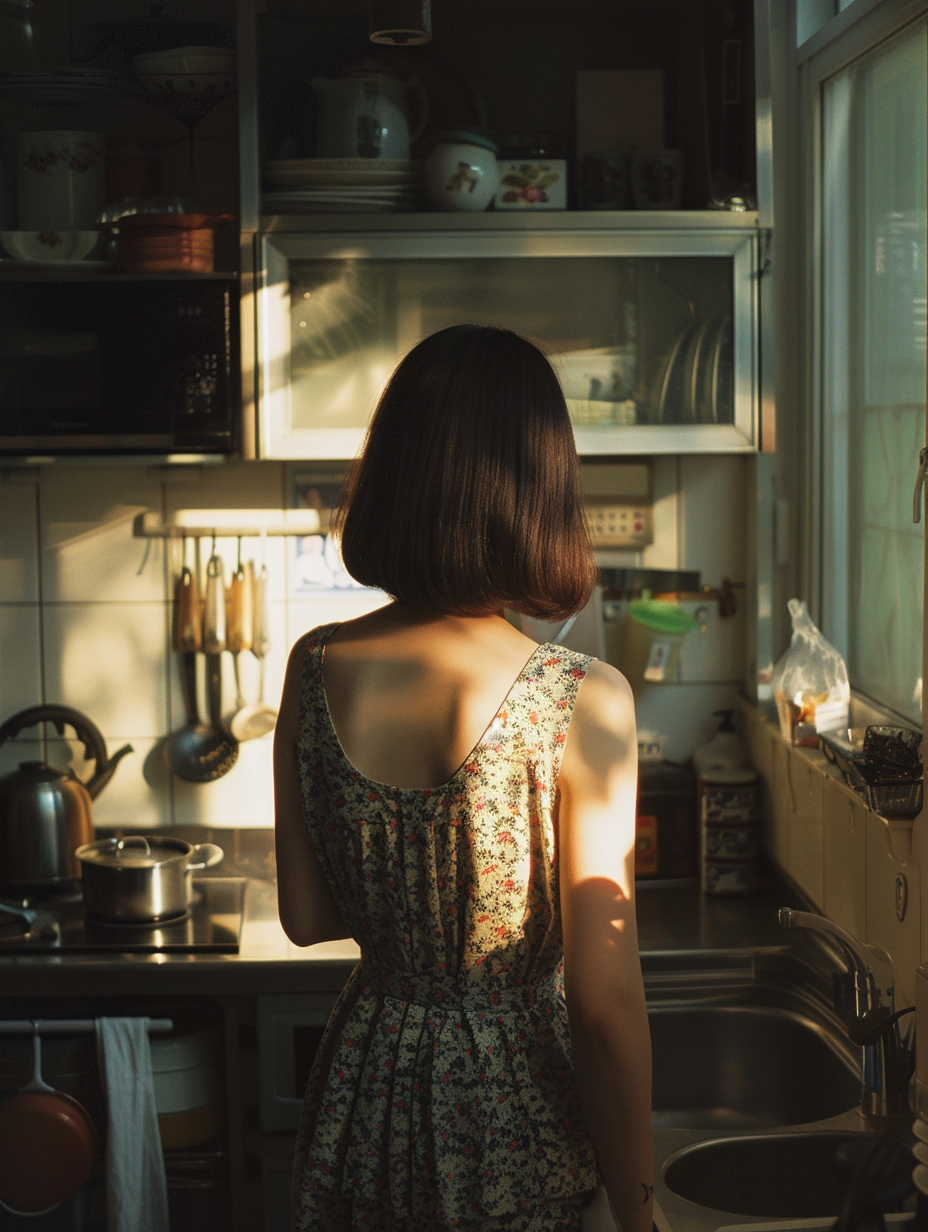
[662,1131,913,1218]
[649,1000,860,1128]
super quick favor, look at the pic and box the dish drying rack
[819,725,923,820]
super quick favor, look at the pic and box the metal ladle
[165,540,238,783]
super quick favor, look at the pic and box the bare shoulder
[560,658,637,787]
[574,658,635,730]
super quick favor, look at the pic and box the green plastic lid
[626,599,700,634]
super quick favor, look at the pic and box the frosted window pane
[822,19,927,723]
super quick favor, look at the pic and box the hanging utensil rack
[133,512,326,539]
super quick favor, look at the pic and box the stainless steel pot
[75,836,223,923]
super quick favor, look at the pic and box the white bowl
[136,71,236,94]
[133,48,236,76]
[0,230,99,262]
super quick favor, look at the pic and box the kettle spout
[86,743,133,799]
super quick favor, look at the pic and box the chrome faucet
[779,907,908,1119]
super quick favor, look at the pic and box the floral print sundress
[292,623,601,1231]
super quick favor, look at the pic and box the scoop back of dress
[292,623,599,1230]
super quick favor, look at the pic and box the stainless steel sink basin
[649,1000,860,1128]
[662,1131,913,1218]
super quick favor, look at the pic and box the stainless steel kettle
[0,705,133,891]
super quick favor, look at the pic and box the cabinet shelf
[257,209,759,234]
[0,269,239,282]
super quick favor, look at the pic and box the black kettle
[0,706,133,892]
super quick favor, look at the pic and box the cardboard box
[575,70,665,159]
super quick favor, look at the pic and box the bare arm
[558,659,652,1232]
[274,636,352,946]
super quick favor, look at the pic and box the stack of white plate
[262,158,423,213]
[913,1116,928,1196]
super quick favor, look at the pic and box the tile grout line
[33,477,46,746]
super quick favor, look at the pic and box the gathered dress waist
[358,957,564,1014]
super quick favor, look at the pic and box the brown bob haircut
[332,324,598,621]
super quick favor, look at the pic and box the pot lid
[75,835,191,869]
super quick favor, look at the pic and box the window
[816,14,927,723]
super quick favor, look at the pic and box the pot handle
[185,843,223,872]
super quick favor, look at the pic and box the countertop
[0,827,807,998]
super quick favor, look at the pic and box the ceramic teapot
[0,705,133,891]
[310,67,428,160]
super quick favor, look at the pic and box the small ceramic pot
[424,129,499,212]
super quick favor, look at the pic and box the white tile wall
[749,711,925,1006]
[39,466,166,604]
[5,458,926,989]
[865,811,921,1010]
[782,751,825,907]
[632,681,743,763]
[0,478,39,602]
[0,465,392,829]
[0,604,42,722]
[42,602,170,739]
[48,736,172,831]
[822,778,868,941]
[0,737,40,778]
[678,455,749,584]
[172,733,276,829]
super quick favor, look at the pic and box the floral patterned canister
[699,768,761,897]
[16,131,105,230]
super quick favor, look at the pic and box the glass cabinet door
[258,227,758,458]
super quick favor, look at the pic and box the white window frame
[795,0,927,725]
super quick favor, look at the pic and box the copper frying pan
[0,1029,97,1215]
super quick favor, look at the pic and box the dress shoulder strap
[513,645,593,784]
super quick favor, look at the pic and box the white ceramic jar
[16,131,105,230]
[424,129,499,212]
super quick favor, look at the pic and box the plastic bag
[772,599,850,746]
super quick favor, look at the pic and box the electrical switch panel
[586,501,654,548]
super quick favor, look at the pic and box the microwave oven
[0,274,238,457]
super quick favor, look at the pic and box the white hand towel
[95,1017,169,1232]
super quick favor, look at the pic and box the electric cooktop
[0,877,246,954]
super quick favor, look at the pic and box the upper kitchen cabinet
[0,1,243,459]
[257,216,759,458]
[0,0,240,267]
[242,0,768,459]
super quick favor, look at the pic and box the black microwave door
[0,282,234,452]
[99,286,234,450]
[0,284,112,439]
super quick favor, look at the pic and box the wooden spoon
[165,554,238,783]
[226,556,254,727]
